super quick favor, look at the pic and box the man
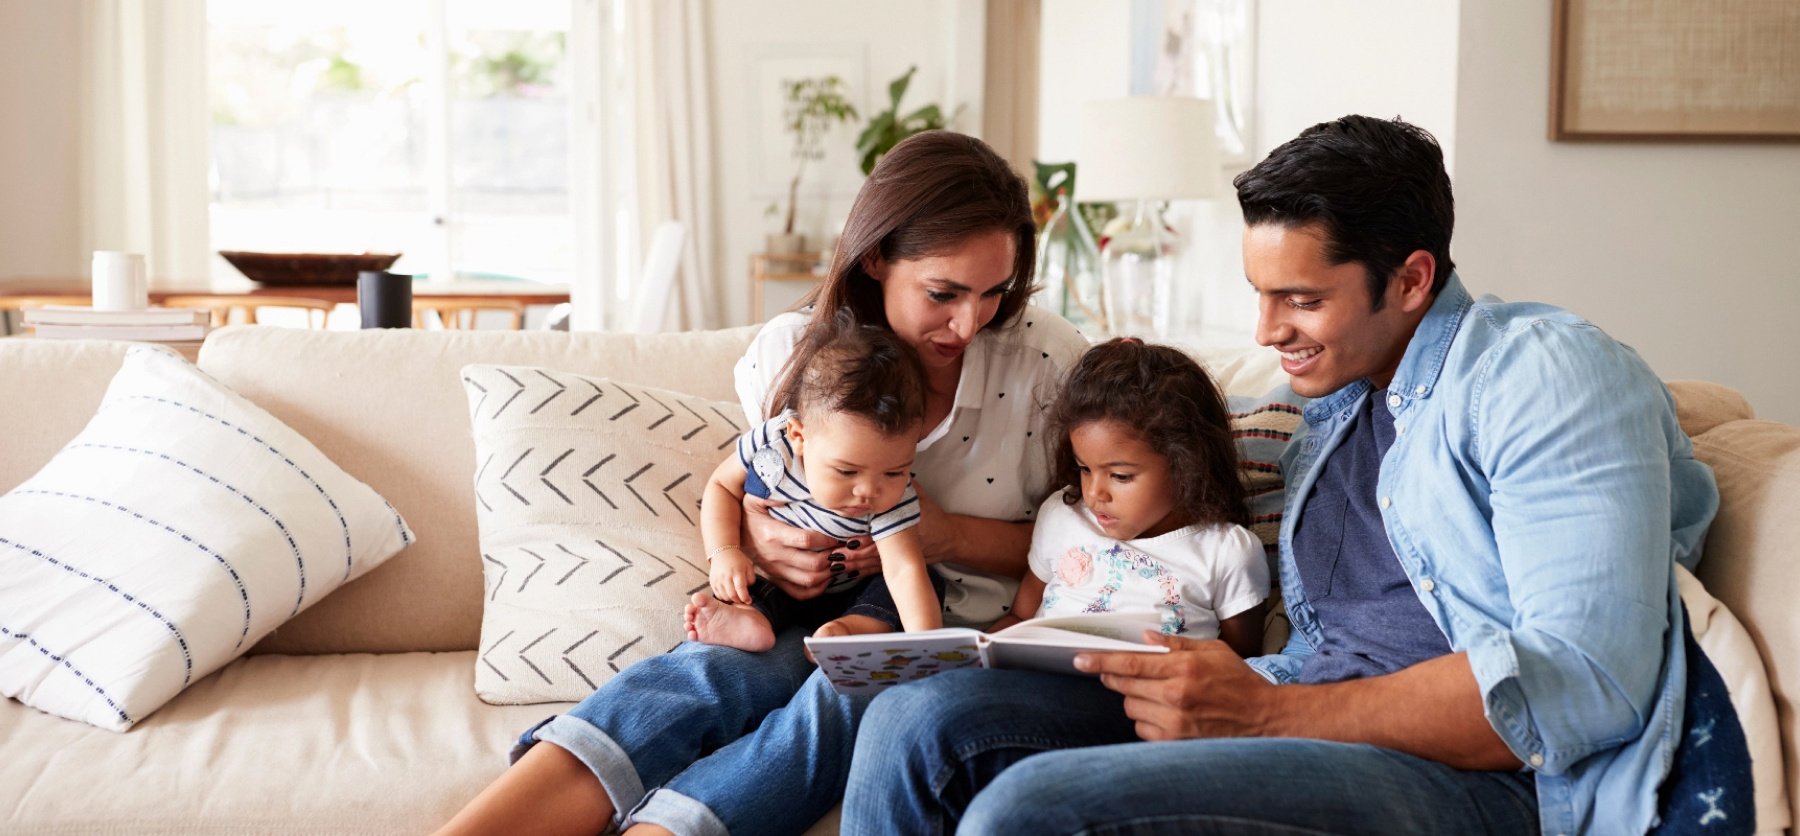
[842,116,1742,834]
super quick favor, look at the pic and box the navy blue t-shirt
[1292,389,1451,684]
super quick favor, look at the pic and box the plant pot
[765,232,807,256]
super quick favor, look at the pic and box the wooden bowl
[219,251,403,287]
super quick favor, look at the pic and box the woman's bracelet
[705,543,745,562]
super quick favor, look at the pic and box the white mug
[92,251,148,311]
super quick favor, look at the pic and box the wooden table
[2,279,571,306]
[750,253,826,321]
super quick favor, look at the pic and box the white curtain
[983,0,1042,176]
[79,0,211,289]
[629,0,719,331]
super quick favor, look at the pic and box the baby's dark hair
[1048,338,1249,528]
[770,311,928,436]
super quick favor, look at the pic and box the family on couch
[438,120,1752,835]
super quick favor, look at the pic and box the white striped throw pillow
[0,346,414,731]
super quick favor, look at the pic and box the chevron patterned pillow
[0,346,415,731]
[461,366,746,704]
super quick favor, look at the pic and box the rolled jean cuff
[623,787,729,836]
[521,714,647,827]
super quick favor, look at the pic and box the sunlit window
[208,0,579,284]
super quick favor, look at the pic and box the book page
[806,629,988,694]
[985,612,1167,677]
[996,611,1165,644]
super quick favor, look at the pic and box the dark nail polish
[829,563,845,574]
[844,540,862,550]
[846,570,860,580]
[828,553,846,563]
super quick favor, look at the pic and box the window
[207,0,602,288]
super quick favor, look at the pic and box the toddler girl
[685,320,943,652]
[991,338,1268,657]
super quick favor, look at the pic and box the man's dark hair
[1232,115,1454,309]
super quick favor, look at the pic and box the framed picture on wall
[1128,0,1257,164]
[1550,0,1800,141]
[748,44,867,198]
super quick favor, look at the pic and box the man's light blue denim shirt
[1247,275,1719,835]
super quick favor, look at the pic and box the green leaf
[887,65,916,107]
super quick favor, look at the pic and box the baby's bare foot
[686,591,776,652]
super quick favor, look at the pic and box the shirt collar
[1302,272,1472,424]
[918,333,989,449]
[950,333,990,414]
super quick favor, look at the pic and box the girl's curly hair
[1048,338,1249,529]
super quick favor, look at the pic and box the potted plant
[854,66,963,176]
[768,75,857,256]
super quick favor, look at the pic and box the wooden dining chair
[160,295,337,329]
[411,297,526,330]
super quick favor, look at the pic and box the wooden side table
[750,252,826,321]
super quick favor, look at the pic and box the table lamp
[1078,97,1219,338]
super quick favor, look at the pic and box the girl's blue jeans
[513,626,866,836]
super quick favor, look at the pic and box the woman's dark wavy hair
[1233,114,1455,310]
[1048,339,1248,529]
[771,310,927,437]
[768,131,1038,414]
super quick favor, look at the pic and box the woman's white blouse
[733,307,1090,627]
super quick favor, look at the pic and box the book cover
[27,322,211,341]
[24,306,210,327]
[805,612,1169,694]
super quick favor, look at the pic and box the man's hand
[1074,633,1273,742]
[739,495,879,598]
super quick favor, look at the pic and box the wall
[703,0,983,326]
[1038,0,1460,348]
[0,0,83,283]
[1454,0,1800,423]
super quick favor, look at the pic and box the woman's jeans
[514,627,867,836]
[842,668,1539,836]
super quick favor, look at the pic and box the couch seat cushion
[0,651,560,834]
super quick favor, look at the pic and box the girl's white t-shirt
[734,307,1089,628]
[1028,494,1269,638]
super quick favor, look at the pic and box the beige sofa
[1,325,1794,834]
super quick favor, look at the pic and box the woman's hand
[740,495,879,598]
[1074,633,1273,741]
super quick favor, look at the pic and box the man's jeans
[515,627,867,836]
[843,668,1538,836]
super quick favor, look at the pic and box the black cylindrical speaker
[357,271,413,329]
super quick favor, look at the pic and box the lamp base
[1100,200,1182,338]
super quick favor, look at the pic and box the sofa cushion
[195,325,759,656]
[0,346,415,730]
[463,368,741,704]
[0,650,558,834]
[1687,416,1800,832]
[0,339,132,496]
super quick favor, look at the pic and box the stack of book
[23,306,211,342]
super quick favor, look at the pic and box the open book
[804,612,1170,695]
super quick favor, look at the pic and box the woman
[438,131,1088,836]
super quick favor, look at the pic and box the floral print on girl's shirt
[1046,541,1188,635]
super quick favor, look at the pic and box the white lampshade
[1077,97,1219,202]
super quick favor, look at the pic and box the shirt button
[1379,496,1391,509]
[1414,384,1426,395]
[1529,753,1545,767]
[1419,578,1435,593]
[1387,394,1402,408]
